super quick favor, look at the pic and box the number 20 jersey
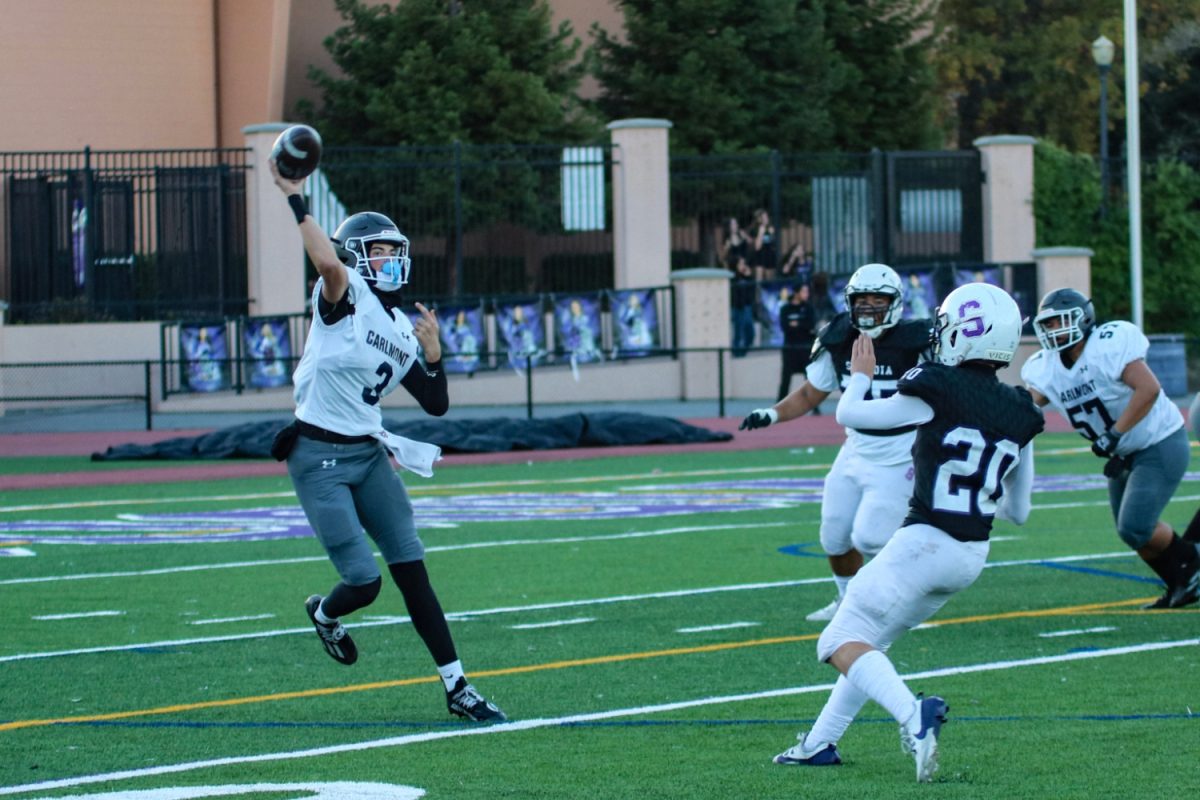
[293,268,419,435]
[899,363,1045,542]
[1020,320,1183,456]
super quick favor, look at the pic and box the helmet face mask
[1032,287,1099,350]
[932,283,1022,367]
[1033,289,1094,352]
[332,212,411,292]
[844,263,903,339]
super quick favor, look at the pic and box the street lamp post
[1092,35,1115,218]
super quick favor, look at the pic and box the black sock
[1183,507,1200,544]
[1145,533,1199,587]
[323,576,382,618]
[388,560,458,666]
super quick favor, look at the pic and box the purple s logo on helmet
[958,300,985,337]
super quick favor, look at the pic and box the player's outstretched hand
[412,302,441,362]
[850,334,876,377]
[739,408,779,430]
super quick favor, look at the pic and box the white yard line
[32,610,125,621]
[3,636,1195,798]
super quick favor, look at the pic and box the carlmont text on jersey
[366,329,411,368]
[1058,379,1097,404]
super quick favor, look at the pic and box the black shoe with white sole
[304,594,358,665]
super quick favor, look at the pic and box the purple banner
[554,295,603,364]
[180,324,229,393]
[496,301,547,369]
[901,270,936,320]
[438,305,485,374]
[611,289,659,358]
[243,317,291,389]
[757,281,800,346]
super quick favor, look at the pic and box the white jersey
[1021,320,1183,456]
[806,349,916,465]
[293,268,420,436]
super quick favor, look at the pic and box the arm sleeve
[400,359,449,416]
[996,442,1035,526]
[835,372,935,429]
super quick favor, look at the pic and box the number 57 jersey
[1020,320,1183,456]
[899,363,1045,542]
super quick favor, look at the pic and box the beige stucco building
[0,0,622,152]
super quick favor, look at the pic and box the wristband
[287,194,308,225]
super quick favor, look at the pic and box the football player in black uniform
[772,283,1044,783]
[741,263,933,621]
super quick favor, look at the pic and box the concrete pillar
[243,123,307,317]
[1032,246,1093,302]
[671,267,730,400]
[608,119,672,289]
[974,135,1037,263]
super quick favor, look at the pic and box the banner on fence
[243,317,291,389]
[180,323,229,393]
[554,295,603,366]
[496,301,547,369]
[438,304,485,374]
[901,270,936,320]
[757,281,800,347]
[611,289,658,358]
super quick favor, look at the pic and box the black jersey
[815,314,933,436]
[898,362,1045,542]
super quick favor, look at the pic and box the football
[271,124,323,180]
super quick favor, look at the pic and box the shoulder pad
[817,313,853,347]
[882,318,935,350]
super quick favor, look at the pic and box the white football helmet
[844,263,903,339]
[933,282,1023,367]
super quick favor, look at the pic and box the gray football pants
[1107,427,1189,549]
[287,436,425,586]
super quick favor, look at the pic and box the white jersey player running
[741,264,932,621]
[1021,288,1197,609]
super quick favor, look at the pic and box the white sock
[437,660,465,691]
[808,674,869,747]
[833,575,852,598]
[313,602,336,625]
[846,650,918,729]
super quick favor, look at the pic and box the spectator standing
[777,282,817,401]
[750,208,778,281]
[721,217,749,270]
[779,241,814,282]
[730,256,757,357]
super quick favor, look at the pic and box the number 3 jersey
[293,268,420,435]
[1020,320,1183,456]
[899,363,1045,542]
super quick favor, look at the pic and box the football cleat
[773,733,842,766]
[1143,570,1200,610]
[805,597,840,622]
[304,594,357,665]
[907,694,948,783]
[447,678,507,722]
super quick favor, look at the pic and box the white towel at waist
[370,429,442,477]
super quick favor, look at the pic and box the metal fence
[0,147,250,323]
[157,284,676,398]
[308,143,616,298]
[670,150,983,275]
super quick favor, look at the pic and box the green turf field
[1,434,1198,799]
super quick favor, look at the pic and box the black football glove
[1091,428,1123,459]
[739,408,779,431]
[1103,455,1131,479]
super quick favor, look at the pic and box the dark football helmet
[332,212,411,291]
[1033,288,1094,352]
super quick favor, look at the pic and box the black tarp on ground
[90,412,732,461]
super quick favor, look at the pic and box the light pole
[1092,35,1115,218]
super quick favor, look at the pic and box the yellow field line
[4,595,1178,734]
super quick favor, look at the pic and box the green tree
[934,0,1200,153]
[1034,141,1200,340]
[588,0,939,155]
[300,0,597,146]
